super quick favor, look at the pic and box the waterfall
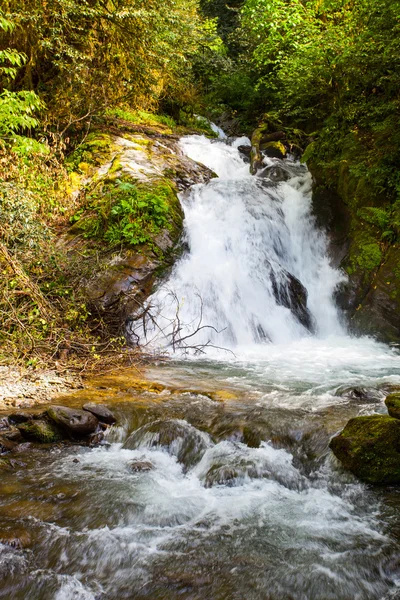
[130,133,346,353]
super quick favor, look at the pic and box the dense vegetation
[1,0,399,364]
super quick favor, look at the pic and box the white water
[132,135,386,356]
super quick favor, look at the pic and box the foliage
[0,11,42,138]
[236,0,400,242]
[72,178,172,247]
[1,0,203,132]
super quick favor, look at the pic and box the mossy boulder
[329,415,400,485]
[385,394,400,420]
[17,420,64,444]
[260,141,287,159]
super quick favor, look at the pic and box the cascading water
[2,129,400,600]
[130,133,346,353]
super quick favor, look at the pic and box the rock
[8,412,34,424]
[82,403,116,425]
[47,405,98,438]
[259,165,291,183]
[17,420,64,444]
[2,429,23,443]
[329,415,400,485]
[270,269,314,331]
[385,394,400,419]
[260,141,287,159]
[260,131,286,144]
[0,436,17,453]
[336,386,383,402]
[129,459,153,472]
[123,419,211,469]
[237,145,251,163]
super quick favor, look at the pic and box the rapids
[1,131,400,600]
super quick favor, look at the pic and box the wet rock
[329,415,400,485]
[8,412,34,424]
[88,431,105,446]
[47,405,98,438]
[336,386,383,402]
[17,419,64,444]
[385,394,400,420]
[83,403,116,425]
[2,429,23,443]
[129,459,153,472]
[259,165,291,183]
[204,464,239,487]
[260,141,287,160]
[0,436,17,453]
[270,269,314,331]
[237,145,251,163]
[123,419,211,469]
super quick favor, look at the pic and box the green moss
[355,242,382,271]
[66,133,114,173]
[105,108,176,133]
[17,420,63,443]
[385,394,400,419]
[330,415,400,484]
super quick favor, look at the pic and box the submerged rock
[385,394,400,420]
[129,459,153,473]
[47,405,98,438]
[16,420,63,444]
[82,403,116,425]
[336,387,383,402]
[259,165,291,183]
[329,415,400,485]
[123,419,211,469]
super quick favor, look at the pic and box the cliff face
[310,161,400,343]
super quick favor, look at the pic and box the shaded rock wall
[309,161,400,343]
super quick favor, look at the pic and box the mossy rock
[385,394,400,420]
[259,141,287,159]
[17,420,64,444]
[329,415,400,485]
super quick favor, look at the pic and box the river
[1,131,400,599]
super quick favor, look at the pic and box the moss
[66,133,114,173]
[385,394,400,419]
[329,415,400,484]
[355,242,382,271]
[259,141,286,159]
[17,419,64,443]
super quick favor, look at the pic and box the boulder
[17,420,64,444]
[47,405,98,438]
[385,394,400,420]
[260,141,287,159]
[329,415,400,484]
[270,269,314,332]
[82,403,116,425]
